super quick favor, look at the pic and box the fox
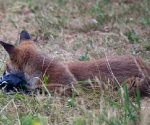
[0,30,150,96]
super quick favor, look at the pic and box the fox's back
[67,55,150,83]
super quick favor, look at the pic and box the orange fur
[0,30,150,96]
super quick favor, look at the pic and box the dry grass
[0,0,150,124]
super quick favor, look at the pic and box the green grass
[0,0,150,124]
[0,84,142,125]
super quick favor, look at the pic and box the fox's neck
[32,53,59,70]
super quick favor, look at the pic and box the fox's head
[0,30,39,86]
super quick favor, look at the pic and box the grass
[0,0,150,124]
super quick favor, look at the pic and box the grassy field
[0,0,150,124]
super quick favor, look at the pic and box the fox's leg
[125,77,141,95]
[125,77,150,96]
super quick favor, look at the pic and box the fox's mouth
[0,71,29,93]
[0,70,42,94]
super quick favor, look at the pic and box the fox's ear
[0,41,15,55]
[20,30,31,42]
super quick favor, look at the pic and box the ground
[0,0,150,125]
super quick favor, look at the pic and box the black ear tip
[0,40,4,43]
[0,41,8,46]
[0,41,14,47]
[0,41,3,44]
[20,30,31,40]
[21,30,28,34]
[0,41,14,53]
